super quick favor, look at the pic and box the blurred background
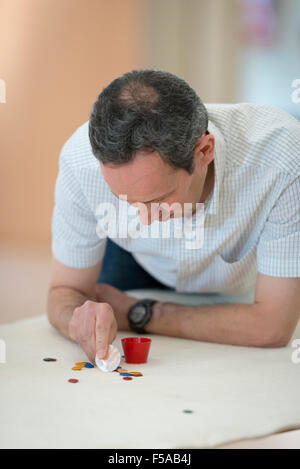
[1,0,300,324]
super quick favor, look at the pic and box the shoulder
[206,103,300,176]
[59,120,99,172]
[57,121,114,207]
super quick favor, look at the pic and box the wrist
[114,306,131,332]
[144,301,164,333]
[68,307,79,342]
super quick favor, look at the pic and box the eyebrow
[110,189,174,204]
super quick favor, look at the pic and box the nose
[135,202,162,225]
[138,206,154,225]
[139,204,173,224]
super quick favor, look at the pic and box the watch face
[130,304,146,324]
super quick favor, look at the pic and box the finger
[109,319,118,345]
[95,303,114,360]
[78,302,97,363]
[80,341,96,364]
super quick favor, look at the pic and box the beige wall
[143,0,240,103]
[0,0,145,247]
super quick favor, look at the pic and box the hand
[68,300,117,363]
[94,283,138,331]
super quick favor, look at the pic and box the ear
[194,133,215,170]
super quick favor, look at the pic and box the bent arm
[146,273,300,348]
[46,257,102,339]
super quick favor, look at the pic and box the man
[47,69,300,363]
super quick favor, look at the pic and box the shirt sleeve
[51,143,107,268]
[257,175,300,277]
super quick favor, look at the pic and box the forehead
[100,151,178,201]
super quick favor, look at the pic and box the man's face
[100,134,214,225]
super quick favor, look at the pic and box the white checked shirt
[51,103,300,294]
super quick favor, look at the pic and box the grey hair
[89,69,208,174]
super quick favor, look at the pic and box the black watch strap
[128,299,157,334]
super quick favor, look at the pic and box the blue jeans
[98,238,174,292]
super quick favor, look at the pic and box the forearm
[46,286,96,339]
[146,301,279,347]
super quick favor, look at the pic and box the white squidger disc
[95,344,121,372]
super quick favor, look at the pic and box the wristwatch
[127,299,157,334]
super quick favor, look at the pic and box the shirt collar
[205,119,227,215]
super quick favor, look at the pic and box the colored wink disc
[84,363,94,368]
[43,358,56,362]
[68,379,78,383]
[75,362,87,366]
[72,366,82,370]
[119,372,131,377]
[183,409,193,414]
[123,377,132,380]
[129,372,143,376]
[117,368,128,373]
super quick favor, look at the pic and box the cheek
[173,175,192,200]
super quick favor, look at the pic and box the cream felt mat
[0,289,300,449]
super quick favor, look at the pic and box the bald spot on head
[118,82,160,108]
